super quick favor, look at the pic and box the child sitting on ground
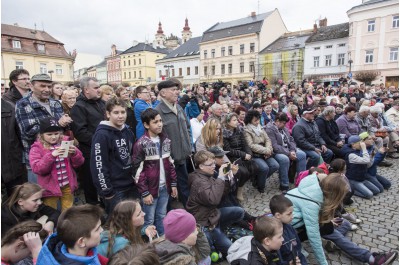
[37,204,108,265]
[270,194,307,265]
[1,220,48,265]
[108,244,160,265]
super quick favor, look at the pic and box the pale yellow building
[347,0,399,87]
[1,24,74,85]
[199,10,287,84]
[120,42,168,86]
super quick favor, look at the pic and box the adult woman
[286,173,397,265]
[115,86,136,136]
[234,105,247,129]
[100,85,114,102]
[50,82,64,101]
[1,183,60,236]
[243,110,279,193]
[286,104,299,135]
[61,90,77,115]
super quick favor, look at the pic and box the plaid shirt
[15,92,64,163]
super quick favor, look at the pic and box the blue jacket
[90,121,135,197]
[97,231,129,258]
[37,233,104,265]
[134,99,154,139]
[285,174,327,265]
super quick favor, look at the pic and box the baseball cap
[208,146,229,157]
[302,106,316,114]
[348,135,361,145]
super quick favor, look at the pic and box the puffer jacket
[292,118,325,151]
[222,127,252,161]
[243,125,273,157]
[132,131,177,198]
[186,169,225,227]
[285,174,327,265]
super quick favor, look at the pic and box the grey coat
[292,118,325,151]
[265,122,297,156]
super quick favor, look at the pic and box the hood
[154,239,195,265]
[296,173,323,203]
[227,236,253,263]
[2,86,23,103]
[95,121,128,134]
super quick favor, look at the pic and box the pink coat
[286,113,298,135]
[29,136,84,197]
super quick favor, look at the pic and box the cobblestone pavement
[238,157,399,265]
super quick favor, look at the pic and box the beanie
[39,117,62,134]
[163,209,196,243]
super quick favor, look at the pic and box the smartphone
[59,141,72,158]
[223,163,231,174]
[232,158,241,165]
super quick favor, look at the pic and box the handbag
[375,131,389,138]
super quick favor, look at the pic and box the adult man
[292,106,333,168]
[196,86,209,103]
[3,69,31,104]
[71,77,105,204]
[15,74,71,183]
[265,113,307,191]
[209,103,223,122]
[155,79,192,206]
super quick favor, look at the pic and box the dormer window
[12,40,21,49]
[38,44,45,52]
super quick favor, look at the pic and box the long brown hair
[200,118,223,148]
[105,200,143,257]
[319,173,349,223]
[1,220,48,247]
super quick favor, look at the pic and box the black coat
[223,128,252,160]
[315,116,341,146]
[292,118,325,151]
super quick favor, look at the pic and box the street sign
[348,72,352,78]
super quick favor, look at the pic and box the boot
[236,187,244,201]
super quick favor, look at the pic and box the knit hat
[348,135,361,145]
[163,209,196,243]
[39,117,62,134]
[359,132,369,140]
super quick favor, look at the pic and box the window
[314,47,320,50]
[338,43,346,47]
[37,44,45,52]
[159,70,162,77]
[211,49,215,58]
[124,72,126,79]
[228,46,233,55]
[250,43,255,53]
[221,64,225,74]
[195,66,198,75]
[337,54,345,65]
[326,45,332,49]
[368,20,375,32]
[12,40,21,49]
[221,47,225,57]
[249,61,255,72]
[179,68,182,76]
[40,63,47,74]
[128,60,131,66]
[204,50,208,59]
[325,55,332,66]
[313,56,320,67]
[15,61,23,69]
[139,58,142,64]
[134,59,136,65]
[240,62,244,73]
[204,66,208,76]
[393,15,399,28]
[365,50,373,63]
[240,44,244,54]
[228,64,232,74]
[390,47,398,61]
[128,72,131,79]
[124,61,126,67]
[56,64,63,75]
[187,67,190,75]
[139,71,142,78]
[172,69,175,76]
[211,66,215,75]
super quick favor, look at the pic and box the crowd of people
[1,68,399,265]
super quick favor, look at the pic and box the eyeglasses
[17,78,30,81]
[203,162,216,167]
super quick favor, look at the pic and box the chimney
[319,18,327,27]
[251,11,256,17]
[313,23,318,33]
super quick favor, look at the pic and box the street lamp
[164,65,173,78]
[348,52,353,80]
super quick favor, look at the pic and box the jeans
[252,157,279,190]
[365,174,391,192]
[26,165,38,184]
[348,179,380,199]
[104,186,139,216]
[175,162,189,207]
[323,219,371,263]
[142,185,169,235]
[295,149,307,174]
[303,149,333,169]
[204,206,244,257]
[273,154,290,187]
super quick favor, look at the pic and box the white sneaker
[350,224,359,231]
[342,213,362,224]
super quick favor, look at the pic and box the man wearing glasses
[3,69,31,104]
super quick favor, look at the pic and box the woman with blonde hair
[286,104,299,135]
[99,85,114,102]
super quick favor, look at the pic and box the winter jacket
[1,203,60,236]
[265,123,296,157]
[186,169,225,227]
[154,239,196,265]
[227,236,283,265]
[335,114,361,140]
[385,107,399,125]
[223,128,253,161]
[134,98,154,139]
[262,112,275,126]
[285,113,299,135]
[285,174,327,265]
[292,118,326,151]
[37,233,108,265]
[90,121,135,198]
[29,136,84,197]
[355,114,373,135]
[132,131,177,198]
[315,116,341,146]
[243,125,273,157]
[341,145,368,182]
[155,99,192,164]
[15,92,65,162]
[2,85,23,104]
[70,93,105,157]
[280,223,308,265]
[97,231,129,258]
[1,99,26,183]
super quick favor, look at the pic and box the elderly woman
[61,89,78,115]
[286,104,299,135]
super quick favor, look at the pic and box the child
[1,220,48,265]
[270,194,307,265]
[154,209,211,265]
[29,117,84,211]
[108,244,160,265]
[227,216,294,265]
[97,200,157,257]
[133,108,178,235]
[37,204,108,265]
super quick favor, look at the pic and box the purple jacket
[132,131,177,198]
[29,136,84,197]
[335,114,361,139]
[265,122,297,156]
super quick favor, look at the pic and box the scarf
[249,124,262,137]
[161,98,177,115]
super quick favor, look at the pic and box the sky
[2,0,361,57]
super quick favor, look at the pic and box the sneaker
[350,224,359,231]
[322,239,338,252]
[370,251,398,265]
[379,160,393,167]
[342,213,362,224]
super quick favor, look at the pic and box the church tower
[154,21,166,46]
[181,18,192,43]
